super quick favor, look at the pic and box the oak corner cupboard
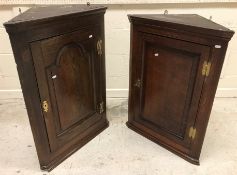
[127,14,234,165]
[4,5,108,171]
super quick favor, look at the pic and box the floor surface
[0,98,236,175]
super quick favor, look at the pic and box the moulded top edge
[128,14,235,39]
[4,5,107,27]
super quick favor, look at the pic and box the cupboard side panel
[8,34,51,168]
[99,14,107,117]
[190,41,229,159]
[128,24,144,124]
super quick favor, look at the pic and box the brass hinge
[202,61,211,77]
[189,126,196,140]
[97,39,103,56]
[97,101,104,114]
[42,100,48,113]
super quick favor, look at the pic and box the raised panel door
[128,31,210,159]
[30,27,106,152]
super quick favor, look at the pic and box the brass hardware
[206,62,211,76]
[97,102,104,114]
[202,61,211,77]
[154,53,159,57]
[42,101,48,112]
[189,126,196,140]
[89,34,93,38]
[134,79,141,88]
[97,39,103,56]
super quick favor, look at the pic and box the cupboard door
[128,32,210,156]
[30,28,106,152]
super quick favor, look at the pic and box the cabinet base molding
[126,121,200,165]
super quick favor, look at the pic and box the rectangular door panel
[142,41,199,139]
[129,31,210,153]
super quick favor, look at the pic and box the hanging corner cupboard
[4,5,108,171]
[127,14,234,165]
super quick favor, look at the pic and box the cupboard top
[128,14,234,39]
[4,5,107,27]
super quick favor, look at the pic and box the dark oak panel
[127,14,234,165]
[4,5,108,171]
[30,28,104,152]
[142,40,199,139]
[135,32,210,152]
[50,42,94,131]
